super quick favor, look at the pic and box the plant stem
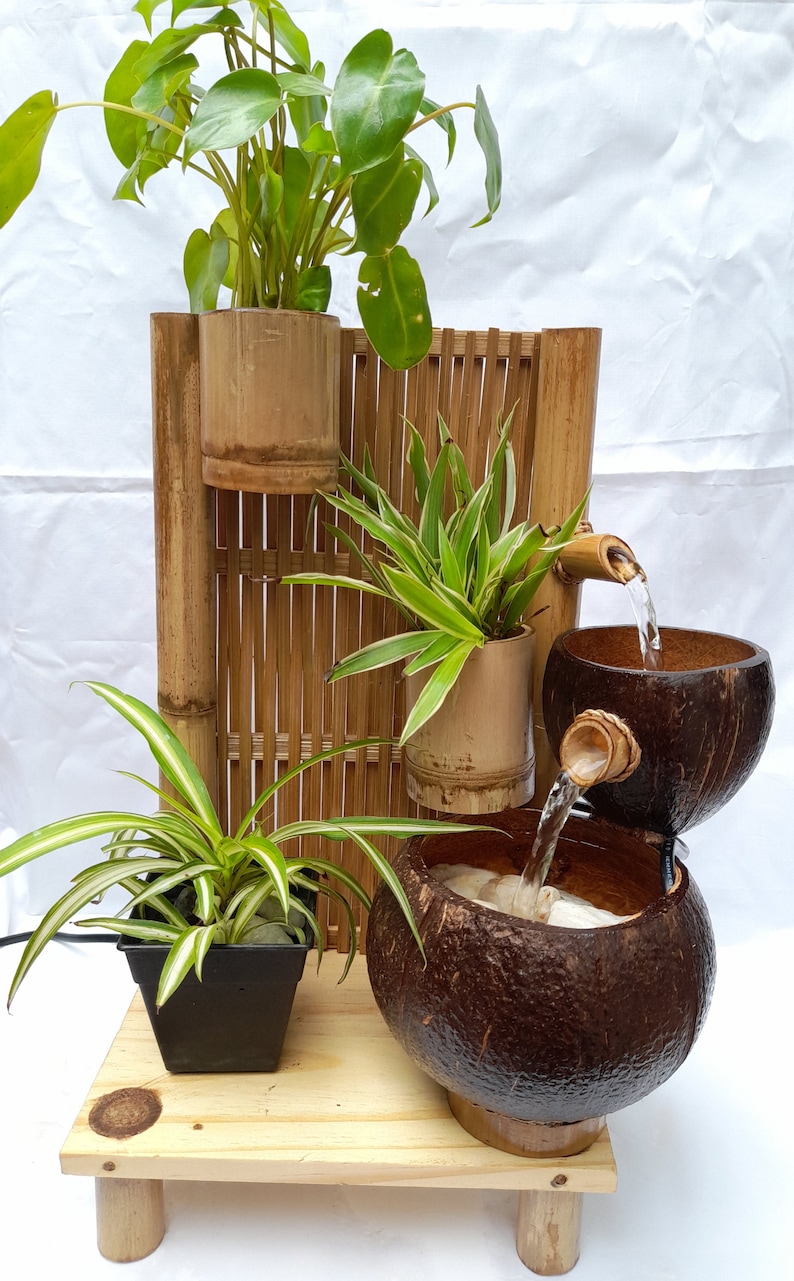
[408,101,475,131]
[56,100,185,139]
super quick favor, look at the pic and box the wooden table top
[60,953,617,1193]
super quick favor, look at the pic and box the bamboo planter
[199,308,340,494]
[403,625,536,813]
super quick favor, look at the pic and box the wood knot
[89,1088,162,1140]
[550,1174,568,1187]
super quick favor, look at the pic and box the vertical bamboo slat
[154,324,599,950]
[151,313,217,805]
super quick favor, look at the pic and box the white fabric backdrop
[1,3,791,1278]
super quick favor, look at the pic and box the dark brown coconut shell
[543,626,774,836]
[366,809,716,1125]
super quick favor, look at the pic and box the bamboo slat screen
[152,320,600,951]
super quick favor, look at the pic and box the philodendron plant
[0,0,500,370]
[284,412,588,743]
[0,682,481,1008]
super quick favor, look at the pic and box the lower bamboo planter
[366,808,716,1154]
[119,938,311,1073]
[403,625,535,813]
[198,308,340,494]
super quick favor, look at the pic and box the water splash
[512,770,585,919]
[608,549,664,671]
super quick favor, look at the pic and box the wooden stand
[61,957,616,1274]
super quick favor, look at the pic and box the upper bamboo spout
[555,528,638,584]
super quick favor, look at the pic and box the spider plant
[0,0,501,370]
[284,410,588,742]
[0,682,482,1008]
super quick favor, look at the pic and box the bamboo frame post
[516,1189,583,1276]
[151,313,218,805]
[95,1177,165,1262]
[527,328,601,803]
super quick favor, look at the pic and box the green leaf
[327,630,440,683]
[419,97,456,165]
[351,147,422,256]
[172,0,233,20]
[437,520,465,598]
[241,834,291,920]
[6,856,182,1006]
[184,225,230,312]
[295,264,331,312]
[399,638,478,744]
[184,67,282,160]
[449,476,494,579]
[277,71,331,98]
[472,85,502,225]
[104,40,149,166]
[236,736,388,836]
[253,2,312,70]
[357,246,432,371]
[301,122,336,155]
[332,29,425,176]
[0,812,186,879]
[417,441,450,561]
[344,829,426,962]
[0,91,57,229]
[281,571,387,598]
[78,916,180,943]
[133,0,167,33]
[130,51,197,114]
[403,633,458,676]
[404,140,439,216]
[405,422,430,505]
[156,925,208,1006]
[134,24,216,81]
[381,566,483,640]
[83,682,221,835]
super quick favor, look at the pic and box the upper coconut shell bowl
[366,809,716,1126]
[543,626,774,836]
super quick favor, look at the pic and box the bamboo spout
[558,710,641,788]
[556,531,638,585]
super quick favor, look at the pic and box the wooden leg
[516,1189,583,1275]
[95,1178,166,1262]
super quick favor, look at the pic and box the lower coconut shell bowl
[366,809,716,1153]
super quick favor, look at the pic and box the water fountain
[366,617,774,1162]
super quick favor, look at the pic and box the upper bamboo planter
[199,309,341,495]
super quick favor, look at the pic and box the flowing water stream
[607,549,664,671]
[511,770,586,919]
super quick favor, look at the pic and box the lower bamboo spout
[558,709,641,788]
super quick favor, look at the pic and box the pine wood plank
[61,956,616,1194]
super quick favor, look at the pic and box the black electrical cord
[0,930,118,948]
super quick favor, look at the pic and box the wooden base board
[60,955,616,1273]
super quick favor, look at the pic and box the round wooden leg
[516,1189,582,1276]
[95,1177,165,1262]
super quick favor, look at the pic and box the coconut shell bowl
[366,808,716,1157]
[543,625,774,838]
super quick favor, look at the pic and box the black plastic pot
[118,938,311,1073]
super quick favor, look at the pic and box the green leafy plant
[0,0,501,370]
[0,681,482,1008]
[284,411,588,743]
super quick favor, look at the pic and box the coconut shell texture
[543,626,774,836]
[366,810,716,1125]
